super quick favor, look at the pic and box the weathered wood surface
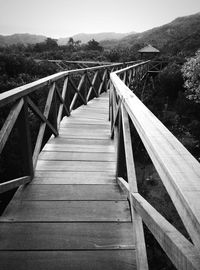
[111,71,200,252]
[0,92,136,269]
[117,178,200,270]
[0,251,136,270]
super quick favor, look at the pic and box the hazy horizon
[0,0,200,38]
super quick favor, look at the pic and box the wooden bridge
[0,61,200,270]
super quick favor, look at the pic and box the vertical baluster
[57,76,70,128]
[115,105,126,178]
[121,104,148,270]
[17,97,34,178]
[33,82,55,168]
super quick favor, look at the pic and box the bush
[181,49,200,103]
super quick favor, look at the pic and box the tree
[181,49,200,103]
[86,39,103,52]
[45,38,58,50]
[158,62,184,107]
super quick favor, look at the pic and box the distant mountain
[101,12,200,56]
[0,11,199,57]
[57,32,136,45]
[0,32,136,47]
[0,33,46,46]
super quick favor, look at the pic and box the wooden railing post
[121,104,148,270]
[115,106,126,178]
[17,97,34,179]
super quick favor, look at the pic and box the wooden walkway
[0,92,136,270]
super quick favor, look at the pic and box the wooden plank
[60,123,110,129]
[33,171,115,184]
[63,113,108,119]
[1,201,131,222]
[59,129,110,139]
[35,160,115,172]
[0,250,136,270]
[59,127,110,133]
[61,117,107,125]
[21,184,126,201]
[0,223,134,250]
[46,137,113,146]
[39,151,116,161]
[43,143,115,152]
[60,122,109,129]
[0,176,30,194]
[33,177,116,185]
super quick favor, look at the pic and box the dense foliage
[181,49,200,103]
[0,54,57,93]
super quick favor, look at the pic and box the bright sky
[0,0,199,38]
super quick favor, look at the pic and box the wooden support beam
[27,97,58,137]
[111,70,200,252]
[56,78,70,128]
[33,83,56,169]
[68,76,87,111]
[86,71,98,101]
[111,99,122,139]
[0,98,24,154]
[98,69,107,95]
[17,97,34,178]
[0,176,30,194]
[118,178,200,270]
[132,193,200,270]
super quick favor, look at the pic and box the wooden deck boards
[0,93,136,269]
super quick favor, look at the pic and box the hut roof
[138,45,160,53]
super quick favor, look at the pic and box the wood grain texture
[131,192,200,270]
[36,160,116,172]
[33,171,115,184]
[0,91,135,270]
[1,201,131,222]
[39,151,116,161]
[0,223,134,250]
[0,176,30,194]
[0,250,136,270]
[21,184,126,200]
[0,98,24,154]
[111,70,200,251]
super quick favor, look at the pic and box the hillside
[0,12,199,57]
[0,32,136,47]
[101,12,200,56]
[0,33,46,46]
[56,32,136,45]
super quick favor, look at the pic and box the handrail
[0,62,124,193]
[0,63,122,108]
[110,61,200,269]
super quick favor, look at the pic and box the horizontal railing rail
[0,62,125,194]
[110,61,200,270]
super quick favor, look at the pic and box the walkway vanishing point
[0,61,200,270]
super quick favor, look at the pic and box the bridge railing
[0,62,126,194]
[110,62,200,270]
